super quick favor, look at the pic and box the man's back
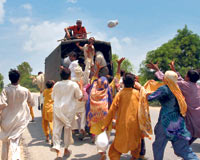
[52,80,82,110]
[0,84,33,140]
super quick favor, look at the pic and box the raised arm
[90,62,103,83]
[169,60,184,81]
[94,61,102,78]
[147,87,166,102]
[64,27,71,39]
[76,42,84,51]
[109,57,125,89]
[147,62,164,81]
[116,57,125,74]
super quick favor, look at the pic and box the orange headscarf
[163,71,187,117]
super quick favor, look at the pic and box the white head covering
[164,71,178,83]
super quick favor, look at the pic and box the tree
[139,26,200,84]
[112,54,134,75]
[17,62,39,92]
[0,73,3,92]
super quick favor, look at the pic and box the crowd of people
[0,20,200,160]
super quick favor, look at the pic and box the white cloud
[21,3,32,11]
[0,0,6,24]
[9,17,31,24]
[23,21,67,53]
[67,0,77,3]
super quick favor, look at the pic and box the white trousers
[1,136,21,160]
[52,114,74,151]
[71,111,86,131]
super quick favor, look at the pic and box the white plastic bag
[96,131,109,151]
[107,20,118,28]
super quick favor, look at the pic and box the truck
[45,39,113,82]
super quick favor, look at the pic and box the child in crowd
[42,80,55,145]
[51,67,83,158]
[102,73,143,160]
[28,103,35,122]
[0,69,34,160]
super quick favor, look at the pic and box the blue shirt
[148,85,191,141]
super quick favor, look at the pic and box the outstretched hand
[169,60,176,72]
[76,42,80,46]
[96,61,103,70]
[146,62,159,71]
[60,66,64,70]
[117,57,125,65]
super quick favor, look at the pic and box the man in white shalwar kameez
[0,69,34,160]
[71,59,91,138]
[51,67,83,158]
[31,72,45,111]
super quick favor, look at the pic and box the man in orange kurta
[102,73,142,160]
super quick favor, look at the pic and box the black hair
[9,69,20,84]
[69,51,77,59]
[38,72,43,75]
[187,69,200,83]
[123,73,135,88]
[106,75,114,84]
[46,80,55,89]
[196,69,200,76]
[60,67,71,80]
[120,70,125,77]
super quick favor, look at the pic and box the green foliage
[0,73,4,92]
[17,62,39,92]
[139,25,200,84]
[112,54,134,75]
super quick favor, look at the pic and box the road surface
[21,104,200,160]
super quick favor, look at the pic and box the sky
[0,0,200,84]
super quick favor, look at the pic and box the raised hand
[96,61,103,70]
[146,62,159,71]
[60,66,64,70]
[116,57,125,74]
[117,57,125,65]
[169,60,176,72]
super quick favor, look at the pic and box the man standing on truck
[64,20,87,39]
